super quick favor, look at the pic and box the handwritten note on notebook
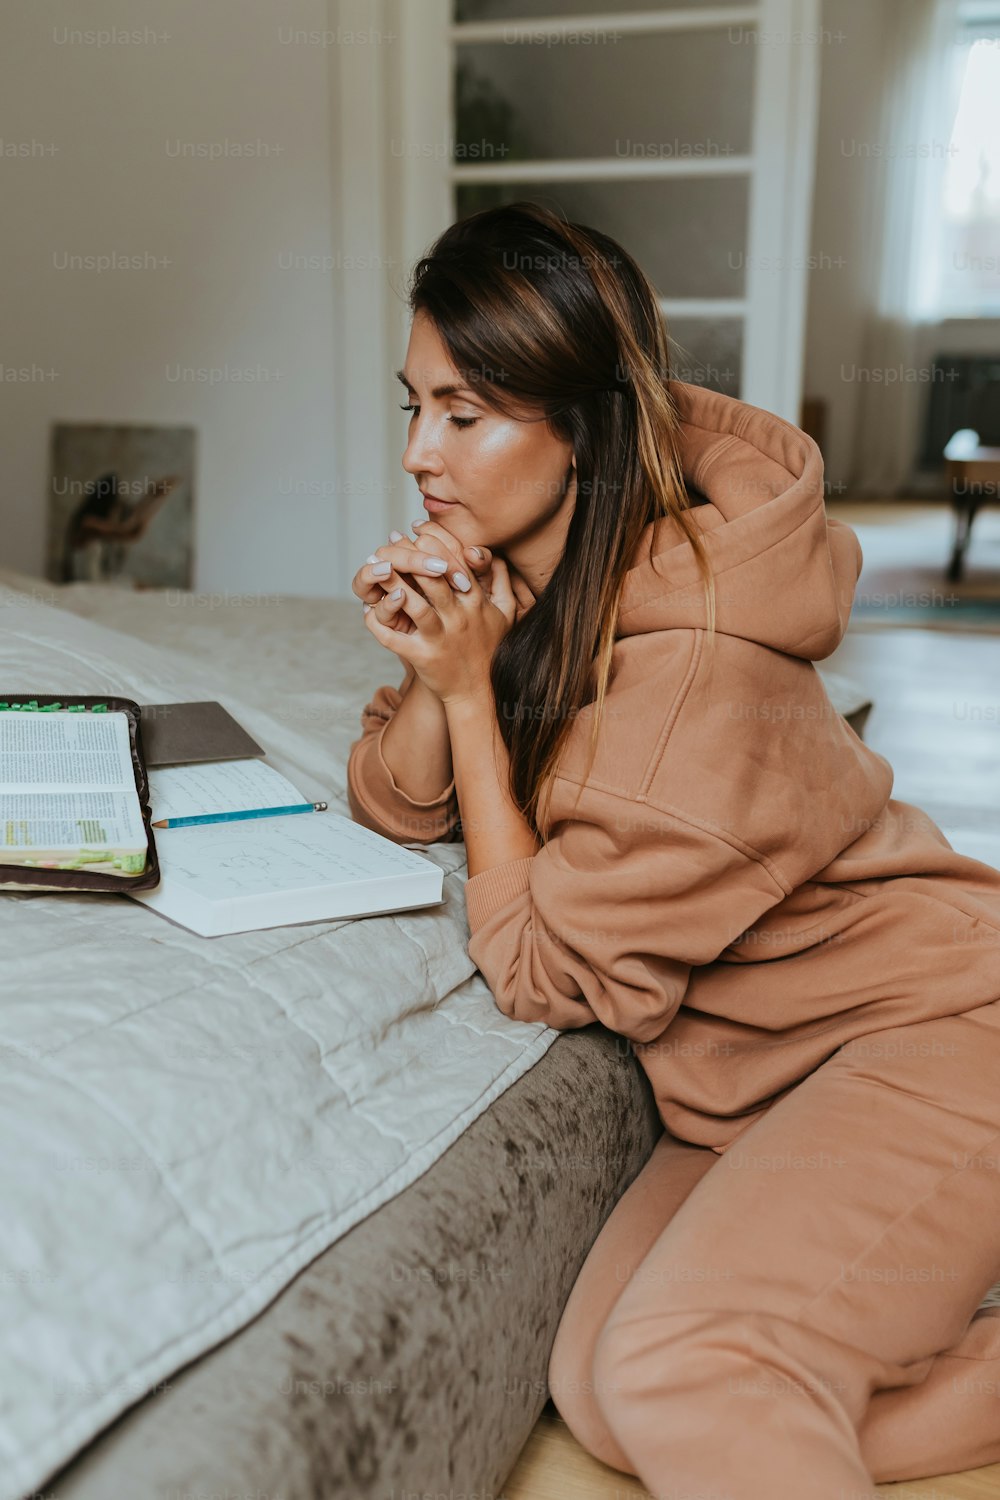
[146,758,310,822]
[128,810,443,936]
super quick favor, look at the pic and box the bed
[0,567,875,1500]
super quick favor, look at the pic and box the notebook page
[147,759,308,821]
[151,811,427,900]
[0,711,146,856]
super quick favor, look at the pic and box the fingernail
[371,561,391,578]
[411,518,425,529]
[467,547,483,560]
[425,557,448,574]
[362,603,371,613]
[386,587,404,607]
[452,572,471,592]
[388,529,404,542]
[365,553,380,564]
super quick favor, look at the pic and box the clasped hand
[351,519,536,707]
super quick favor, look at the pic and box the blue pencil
[151,801,328,830]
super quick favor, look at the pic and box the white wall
[0,0,342,594]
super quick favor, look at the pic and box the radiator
[920,353,1000,468]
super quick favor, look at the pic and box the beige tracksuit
[349,381,1000,1496]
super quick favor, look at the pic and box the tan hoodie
[347,381,1000,1152]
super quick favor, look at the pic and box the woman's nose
[402,431,442,478]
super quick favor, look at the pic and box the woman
[346,201,1000,1499]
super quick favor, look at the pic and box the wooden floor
[826,502,1000,873]
[502,501,1000,1498]
[506,1404,1000,1499]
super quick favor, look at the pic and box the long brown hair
[406,201,717,842]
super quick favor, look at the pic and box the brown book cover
[140,701,265,767]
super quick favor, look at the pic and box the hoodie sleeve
[346,669,462,846]
[464,784,788,1041]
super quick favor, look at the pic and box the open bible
[0,707,148,874]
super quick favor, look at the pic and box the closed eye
[399,403,478,430]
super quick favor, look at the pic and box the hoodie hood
[617,381,862,661]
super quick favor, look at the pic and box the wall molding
[330,0,451,593]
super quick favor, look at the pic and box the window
[932,1,1000,316]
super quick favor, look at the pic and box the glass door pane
[667,318,743,396]
[453,177,749,302]
[455,26,755,163]
[457,0,752,18]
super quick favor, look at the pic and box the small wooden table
[943,428,1000,581]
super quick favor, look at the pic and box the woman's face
[399,310,576,561]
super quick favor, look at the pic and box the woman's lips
[422,496,460,511]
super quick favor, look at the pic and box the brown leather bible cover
[0,695,161,893]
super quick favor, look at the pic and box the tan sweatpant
[549,1003,1000,1500]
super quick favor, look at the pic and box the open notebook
[127,758,444,937]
